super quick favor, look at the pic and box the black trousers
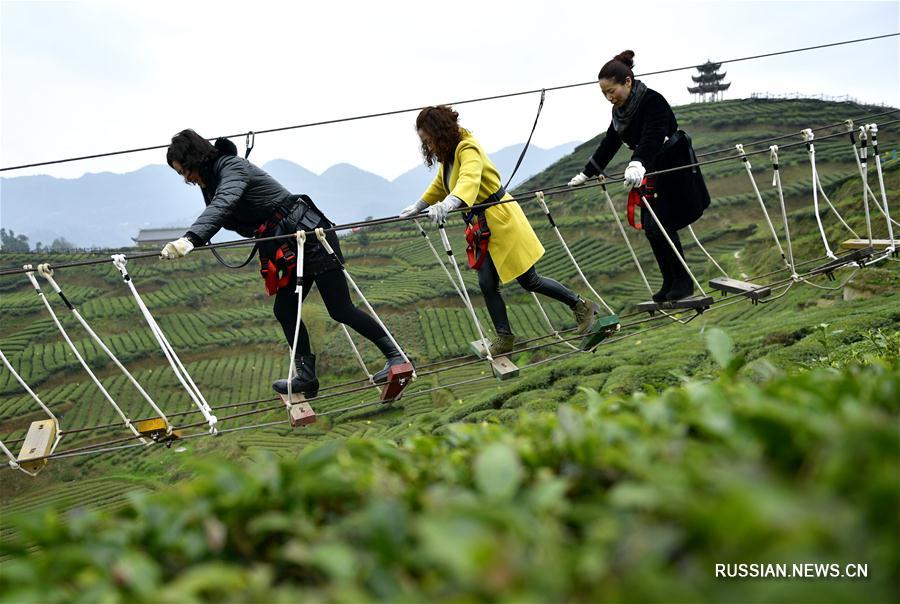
[477,252,580,336]
[273,268,387,359]
[643,214,688,281]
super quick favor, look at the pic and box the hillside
[0,141,578,249]
[0,98,898,602]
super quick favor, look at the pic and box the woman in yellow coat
[399,106,598,355]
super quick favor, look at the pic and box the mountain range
[0,141,578,249]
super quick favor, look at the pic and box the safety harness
[627,177,655,230]
[257,208,297,295]
[464,187,506,270]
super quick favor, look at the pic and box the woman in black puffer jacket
[569,51,710,302]
[162,129,407,396]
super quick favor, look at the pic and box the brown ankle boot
[573,297,600,334]
[488,333,516,356]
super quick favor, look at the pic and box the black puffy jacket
[185,155,294,243]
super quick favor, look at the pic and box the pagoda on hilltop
[688,60,731,102]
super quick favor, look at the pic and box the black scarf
[612,79,648,136]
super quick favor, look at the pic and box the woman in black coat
[569,51,709,302]
[162,129,408,396]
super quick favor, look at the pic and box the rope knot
[111,254,128,273]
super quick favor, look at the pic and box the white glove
[427,195,464,226]
[399,199,428,218]
[160,237,194,260]
[623,161,646,188]
[568,172,589,187]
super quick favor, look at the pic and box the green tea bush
[2,344,897,603]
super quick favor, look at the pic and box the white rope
[598,180,652,292]
[414,219,466,301]
[111,255,217,435]
[314,228,416,379]
[22,266,146,443]
[638,195,708,297]
[340,324,382,394]
[530,292,579,351]
[867,123,896,253]
[815,164,860,238]
[735,144,788,267]
[533,191,616,314]
[597,179,686,325]
[686,225,728,277]
[770,146,800,280]
[0,438,22,472]
[801,129,837,260]
[0,348,63,475]
[35,264,171,435]
[803,267,861,290]
[285,231,306,406]
[0,348,59,425]
[435,225,495,363]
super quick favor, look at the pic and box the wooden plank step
[635,295,715,314]
[279,393,317,427]
[381,362,414,401]
[135,418,182,442]
[490,356,519,381]
[815,247,874,275]
[17,419,57,473]
[470,338,519,380]
[581,314,621,350]
[840,238,896,251]
[709,277,771,300]
[470,338,490,359]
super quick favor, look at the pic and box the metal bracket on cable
[244,131,255,159]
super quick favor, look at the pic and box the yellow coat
[421,134,544,283]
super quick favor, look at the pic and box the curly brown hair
[166,129,219,171]
[415,106,464,168]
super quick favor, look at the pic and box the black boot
[647,234,673,303]
[371,336,409,384]
[272,354,319,397]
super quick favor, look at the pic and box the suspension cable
[4,118,896,279]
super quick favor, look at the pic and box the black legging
[477,252,580,336]
[273,268,387,359]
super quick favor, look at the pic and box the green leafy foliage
[1,353,897,603]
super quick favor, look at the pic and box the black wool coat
[582,88,709,230]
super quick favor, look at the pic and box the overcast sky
[1,0,898,182]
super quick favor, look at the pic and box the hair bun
[614,50,635,69]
